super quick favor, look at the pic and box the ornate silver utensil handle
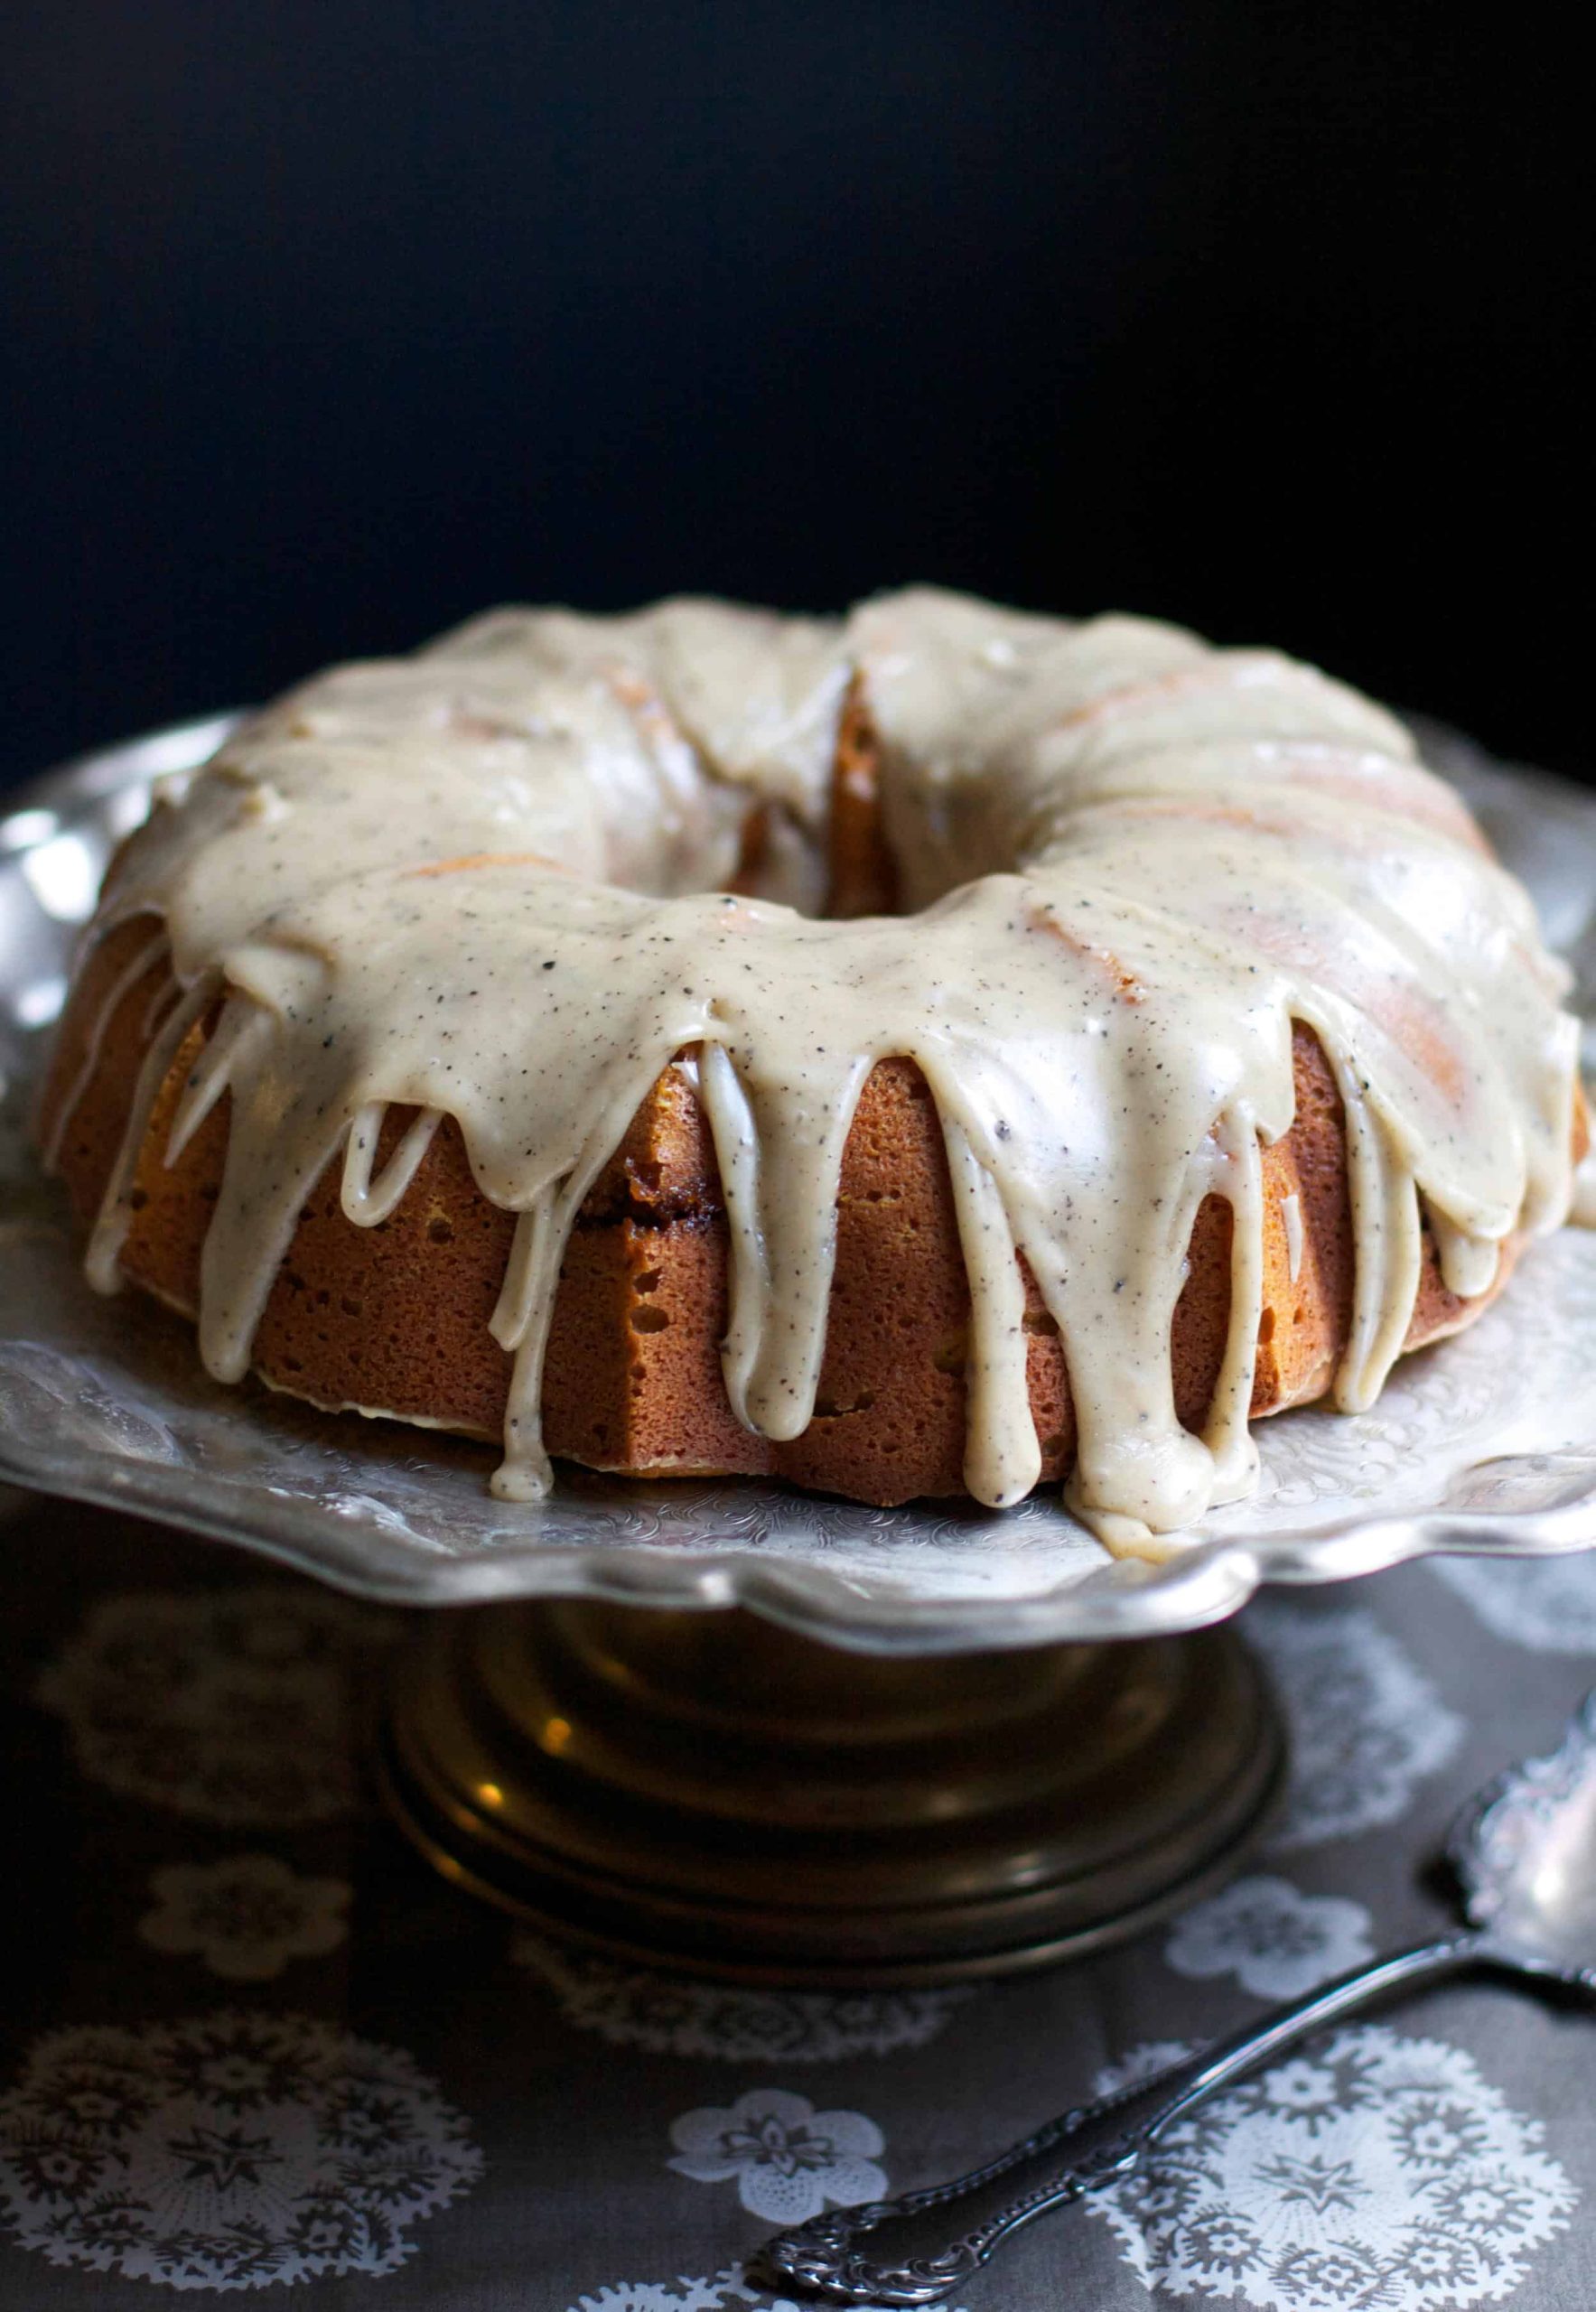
[760,1932,1498,2305]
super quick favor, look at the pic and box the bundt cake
[38,590,1585,1552]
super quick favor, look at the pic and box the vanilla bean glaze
[50,590,1582,1548]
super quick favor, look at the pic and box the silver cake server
[760,1690,1596,2306]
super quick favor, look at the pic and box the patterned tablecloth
[0,1488,1592,2312]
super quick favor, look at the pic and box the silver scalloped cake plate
[3,713,1596,1655]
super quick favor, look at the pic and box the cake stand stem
[377,1599,1284,1985]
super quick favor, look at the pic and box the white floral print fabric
[570,2270,970,2312]
[572,2280,734,2312]
[1087,2027,1576,2311]
[1429,1552,1596,1654]
[0,2010,481,2289]
[139,1856,350,1981]
[36,1584,396,1824]
[515,1936,973,2061]
[1245,1600,1464,1849]
[1165,1878,1376,2000]
[667,2088,886,2223]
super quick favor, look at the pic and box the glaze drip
[54,589,1582,1548]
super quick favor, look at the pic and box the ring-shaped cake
[39,590,1585,1552]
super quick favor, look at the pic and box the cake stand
[5,714,1596,1984]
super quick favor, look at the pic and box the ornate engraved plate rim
[3,711,1595,1655]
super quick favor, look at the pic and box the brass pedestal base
[378,1600,1284,1984]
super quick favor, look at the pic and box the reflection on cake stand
[5,717,1596,1979]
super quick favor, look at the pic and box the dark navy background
[3,3,1591,787]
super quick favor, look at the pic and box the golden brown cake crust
[42,912,1524,1507]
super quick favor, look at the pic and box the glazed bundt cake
[39,590,1585,1552]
